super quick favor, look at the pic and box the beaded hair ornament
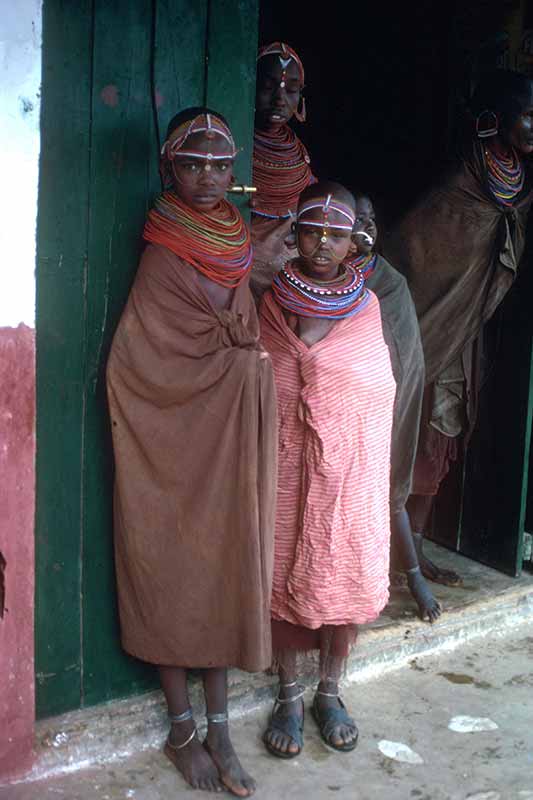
[160,113,238,163]
[257,41,305,86]
[297,194,355,242]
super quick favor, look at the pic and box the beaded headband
[297,194,355,231]
[161,113,238,161]
[257,41,305,85]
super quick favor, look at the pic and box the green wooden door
[36,0,258,719]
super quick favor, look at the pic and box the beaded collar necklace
[350,252,377,278]
[272,261,369,320]
[252,125,314,218]
[484,145,524,206]
[143,191,252,289]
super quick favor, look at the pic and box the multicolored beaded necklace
[143,191,252,289]
[485,145,524,206]
[272,262,369,319]
[350,252,377,278]
[252,125,314,218]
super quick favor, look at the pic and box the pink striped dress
[260,290,396,629]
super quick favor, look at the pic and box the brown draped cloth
[107,243,277,671]
[366,255,425,513]
[383,143,533,496]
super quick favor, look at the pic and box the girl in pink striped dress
[259,181,396,758]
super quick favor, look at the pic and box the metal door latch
[228,185,257,194]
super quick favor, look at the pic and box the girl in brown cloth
[384,70,533,585]
[107,108,277,796]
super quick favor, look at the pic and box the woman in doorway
[260,181,396,757]
[351,192,441,622]
[384,70,533,585]
[250,41,314,299]
[107,108,277,796]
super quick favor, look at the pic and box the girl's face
[506,97,533,155]
[255,55,302,130]
[353,197,378,256]
[171,131,234,212]
[297,204,354,281]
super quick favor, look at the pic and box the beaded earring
[294,96,307,123]
[476,110,499,138]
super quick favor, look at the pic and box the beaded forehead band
[257,41,305,87]
[297,194,355,244]
[161,113,238,163]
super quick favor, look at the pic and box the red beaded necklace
[143,191,252,289]
[252,125,314,218]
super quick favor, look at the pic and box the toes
[243,778,257,796]
[288,740,299,754]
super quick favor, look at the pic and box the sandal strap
[265,700,304,753]
[315,690,338,698]
[166,725,197,751]
[168,708,193,724]
[313,696,356,742]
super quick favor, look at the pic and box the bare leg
[263,649,303,757]
[392,508,442,622]
[159,666,222,792]
[203,667,256,797]
[407,494,462,586]
[314,651,357,749]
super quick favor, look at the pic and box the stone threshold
[18,544,533,784]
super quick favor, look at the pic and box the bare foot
[406,569,443,623]
[413,533,462,586]
[164,720,223,792]
[205,725,256,797]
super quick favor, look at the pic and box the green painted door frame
[36,0,258,719]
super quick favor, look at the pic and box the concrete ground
[4,620,533,800]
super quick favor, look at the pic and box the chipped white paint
[0,1,41,327]
[466,793,501,800]
[378,740,424,764]
[448,716,499,733]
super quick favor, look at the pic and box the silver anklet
[168,708,193,724]
[166,726,197,750]
[207,712,228,724]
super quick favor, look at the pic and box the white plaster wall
[0,1,42,328]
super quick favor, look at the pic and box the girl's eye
[217,163,230,172]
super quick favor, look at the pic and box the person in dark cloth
[351,193,441,622]
[384,70,533,585]
[107,108,277,796]
[260,181,396,758]
[250,41,314,299]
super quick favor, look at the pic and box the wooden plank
[35,0,92,717]
[205,0,259,217]
[81,0,208,706]
[153,0,208,146]
[81,0,157,707]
